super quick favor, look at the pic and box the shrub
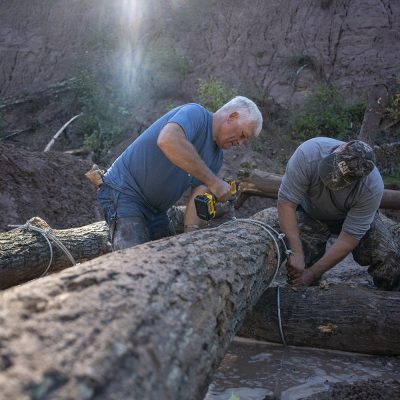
[386,78,400,123]
[140,39,189,98]
[290,85,366,140]
[197,78,237,112]
[72,71,128,158]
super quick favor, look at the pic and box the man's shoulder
[170,103,209,123]
[292,137,343,163]
[299,137,343,152]
[362,167,384,194]
[177,103,207,113]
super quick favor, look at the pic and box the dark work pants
[97,185,173,251]
[297,210,400,291]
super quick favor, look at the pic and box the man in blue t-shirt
[278,137,400,290]
[98,96,263,250]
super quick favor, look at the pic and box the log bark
[0,208,285,400]
[0,206,233,290]
[237,169,400,210]
[238,285,400,356]
[0,217,111,290]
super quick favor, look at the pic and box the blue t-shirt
[103,104,223,212]
[278,137,384,240]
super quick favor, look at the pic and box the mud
[205,338,400,400]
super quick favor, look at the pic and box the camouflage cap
[318,140,375,191]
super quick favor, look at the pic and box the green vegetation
[240,161,258,170]
[383,171,400,186]
[228,393,241,400]
[197,78,237,112]
[72,71,129,158]
[148,40,188,77]
[141,39,189,98]
[386,78,400,123]
[252,143,263,153]
[290,85,366,140]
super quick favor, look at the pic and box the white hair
[217,96,263,136]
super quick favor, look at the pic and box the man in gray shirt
[278,137,400,290]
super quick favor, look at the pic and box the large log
[237,169,400,210]
[0,208,285,400]
[0,206,230,290]
[239,285,400,356]
[0,217,111,290]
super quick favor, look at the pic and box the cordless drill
[194,178,237,221]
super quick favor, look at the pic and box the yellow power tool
[194,178,237,221]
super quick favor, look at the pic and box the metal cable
[200,217,291,345]
[9,222,76,277]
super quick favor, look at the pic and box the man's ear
[227,111,239,123]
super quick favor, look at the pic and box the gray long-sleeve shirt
[278,137,384,240]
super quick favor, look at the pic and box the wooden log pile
[239,285,400,356]
[237,169,400,210]
[0,217,111,290]
[0,208,285,400]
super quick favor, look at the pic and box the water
[205,337,400,400]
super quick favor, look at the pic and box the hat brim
[318,153,357,191]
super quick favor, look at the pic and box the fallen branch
[0,208,285,400]
[44,113,83,152]
[239,285,400,355]
[237,169,400,210]
[0,127,34,142]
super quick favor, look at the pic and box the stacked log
[0,217,111,290]
[237,169,400,210]
[239,285,400,356]
[0,208,284,400]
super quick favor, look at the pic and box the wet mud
[205,338,400,400]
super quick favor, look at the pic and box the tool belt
[84,164,105,188]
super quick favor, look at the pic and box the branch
[43,113,83,152]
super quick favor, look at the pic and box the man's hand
[208,178,232,203]
[290,268,318,287]
[287,254,317,287]
[286,252,305,283]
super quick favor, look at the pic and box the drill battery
[194,178,237,221]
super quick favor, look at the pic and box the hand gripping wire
[202,217,291,345]
[9,222,76,277]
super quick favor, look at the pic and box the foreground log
[239,285,400,355]
[237,169,400,210]
[0,208,284,400]
[0,217,111,290]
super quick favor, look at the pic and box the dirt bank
[0,142,102,231]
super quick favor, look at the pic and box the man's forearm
[277,201,303,256]
[308,231,359,279]
[157,126,217,188]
